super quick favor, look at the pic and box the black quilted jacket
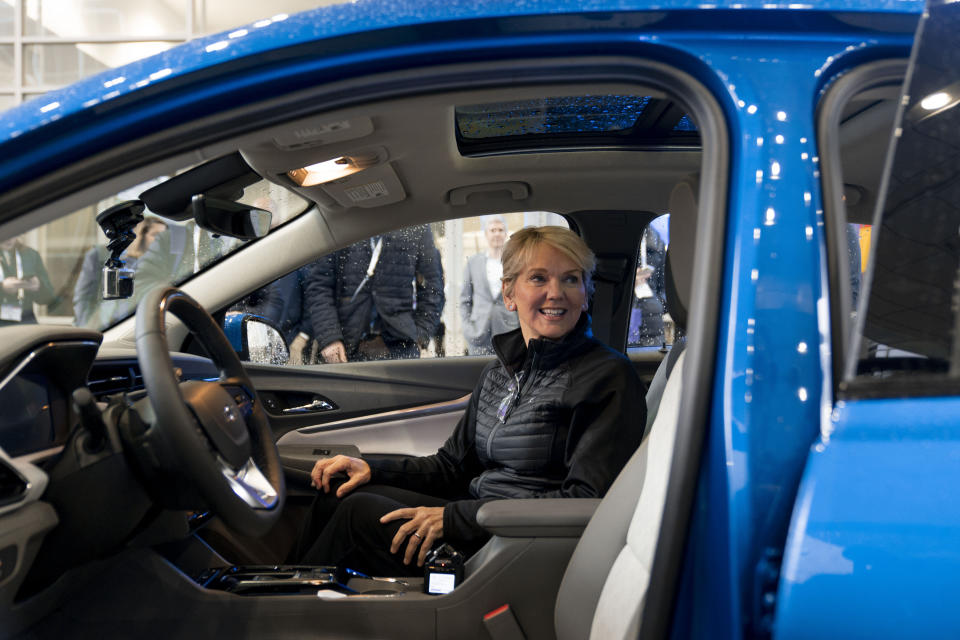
[303,225,444,352]
[368,314,646,544]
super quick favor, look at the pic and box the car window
[843,0,960,393]
[0,170,309,332]
[231,212,568,364]
[627,214,670,349]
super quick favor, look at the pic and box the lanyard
[1,249,24,300]
[350,237,383,302]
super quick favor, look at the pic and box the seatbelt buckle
[482,604,526,640]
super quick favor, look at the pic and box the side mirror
[192,194,271,240]
[224,312,289,365]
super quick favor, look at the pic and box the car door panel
[243,357,486,480]
[277,401,465,469]
[243,357,487,426]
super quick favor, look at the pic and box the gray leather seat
[554,176,698,640]
[643,253,687,439]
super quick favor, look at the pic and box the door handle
[282,398,336,415]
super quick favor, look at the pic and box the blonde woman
[297,226,645,576]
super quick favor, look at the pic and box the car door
[775,2,960,637]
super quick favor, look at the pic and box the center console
[195,564,422,597]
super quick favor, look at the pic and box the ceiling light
[907,82,960,125]
[288,156,364,187]
[921,92,951,111]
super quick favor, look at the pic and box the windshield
[0,174,309,332]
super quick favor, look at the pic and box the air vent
[0,459,28,509]
[86,360,144,397]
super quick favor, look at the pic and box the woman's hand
[309,455,371,497]
[380,506,444,567]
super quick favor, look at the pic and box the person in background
[74,217,167,328]
[459,215,519,355]
[294,226,645,576]
[132,220,233,311]
[304,225,444,362]
[847,223,862,311]
[627,225,667,347]
[0,236,56,326]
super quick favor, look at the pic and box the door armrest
[476,499,600,537]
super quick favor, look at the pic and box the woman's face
[503,243,587,343]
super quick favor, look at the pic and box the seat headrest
[664,175,699,328]
[664,253,687,332]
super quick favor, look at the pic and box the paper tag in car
[0,304,22,322]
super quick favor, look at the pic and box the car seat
[554,175,698,640]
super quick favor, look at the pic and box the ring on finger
[412,532,423,540]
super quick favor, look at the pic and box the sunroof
[454,94,699,155]
[456,95,652,139]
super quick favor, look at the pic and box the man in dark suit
[459,215,519,355]
[0,237,56,326]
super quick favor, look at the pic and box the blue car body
[2,0,951,638]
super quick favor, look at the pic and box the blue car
[0,0,955,637]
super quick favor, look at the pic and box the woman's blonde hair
[501,226,595,298]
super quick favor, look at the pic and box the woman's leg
[299,485,448,576]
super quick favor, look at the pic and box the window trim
[633,62,728,640]
[815,58,908,400]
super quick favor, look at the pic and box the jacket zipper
[486,349,539,460]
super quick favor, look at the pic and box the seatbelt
[482,604,526,640]
[349,237,383,302]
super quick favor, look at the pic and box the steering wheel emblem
[224,405,238,422]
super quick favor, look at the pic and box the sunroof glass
[456,95,653,139]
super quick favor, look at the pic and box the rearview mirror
[191,194,271,240]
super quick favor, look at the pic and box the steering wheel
[135,286,285,536]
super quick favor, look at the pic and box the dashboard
[0,324,223,602]
[0,325,219,468]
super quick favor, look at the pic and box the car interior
[0,51,901,639]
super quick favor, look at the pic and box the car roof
[0,0,924,147]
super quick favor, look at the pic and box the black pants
[294,485,451,577]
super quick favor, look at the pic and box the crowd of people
[235,214,671,363]
[7,211,677,362]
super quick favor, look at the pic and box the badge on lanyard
[1,248,25,322]
[0,303,22,322]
